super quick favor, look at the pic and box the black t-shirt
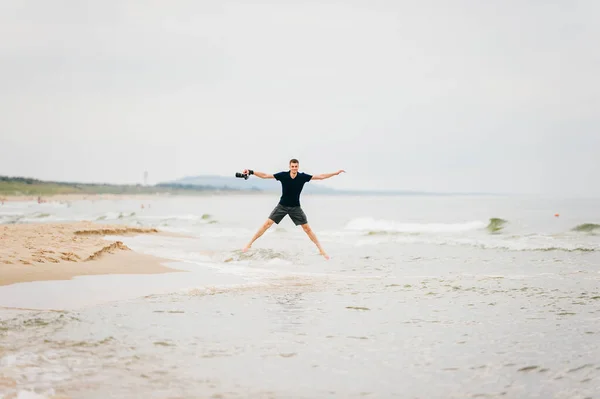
[274,171,313,207]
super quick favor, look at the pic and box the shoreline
[0,222,182,286]
[0,191,267,204]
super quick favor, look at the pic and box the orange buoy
[554,213,559,217]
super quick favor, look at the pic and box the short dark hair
[289,158,299,164]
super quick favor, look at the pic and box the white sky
[1,0,598,195]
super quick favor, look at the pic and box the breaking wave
[572,223,600,233]
[223,248,291,263]
[341,217,598,252]
[356,235,598,253]
[345,218,487,234]
[487,218,507,233]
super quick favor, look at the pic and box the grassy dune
[0,176,242,197]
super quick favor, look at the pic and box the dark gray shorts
[268,204,308,225]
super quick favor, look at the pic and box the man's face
[290,162,299,173]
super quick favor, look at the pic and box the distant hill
[0,175,241,197]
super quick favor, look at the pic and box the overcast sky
[0,0,598,196]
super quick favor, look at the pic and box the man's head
[289,158,299,173]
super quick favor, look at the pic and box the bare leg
[243,219,274,252]
[301,223,329,260]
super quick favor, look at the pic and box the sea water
[1,194,599,398]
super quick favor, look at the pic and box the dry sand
[0,222,181,286]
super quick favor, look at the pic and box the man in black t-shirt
[240,158,345,260]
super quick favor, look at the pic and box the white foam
[95,211,128,221]
[0,201,36,209]
[157,226,194,234]
[103,235,219,264]
[183,281,268,296]
[19,216,68,224]
[16,391,50,399]
[1,354,18,367]
[0,212,71,225]
[0,210,24,216]
[137,214,202,221]
[350,233,598,252]
[401,235,596,252]
[266,258,293,266]
[194,227,251,238]
[345,217,487,234]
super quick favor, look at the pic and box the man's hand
[312,170,346,181]
[244,170,274,179]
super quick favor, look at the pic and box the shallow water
[1,194,599,398]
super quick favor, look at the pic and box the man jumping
[240,158,345,260]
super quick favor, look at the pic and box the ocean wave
[184,282,268,296]
[223,248,290,263]
[0,215,22,224]
[351,234,598,252]
[0,210,27,216]
[192,227,250,238]
[89,213,220,229]
[487,218,507,233]
[455,240,596,252]
[14,390,52,399]
[572,223,600,233]
[396,236,598,252]
[183,277,322,297]
[137,214,204,221]
[93,213,215,224]
[0,212,66,224]
[96,211,136,221]
[345,217,487,234]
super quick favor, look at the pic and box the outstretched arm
[243,169,274,179]
[311,169,345,181]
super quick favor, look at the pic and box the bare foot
[242,244,251,253]
[320,251,330,260]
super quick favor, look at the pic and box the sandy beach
[0,222,180,286]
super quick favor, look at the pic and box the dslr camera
[235,169,254,180]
